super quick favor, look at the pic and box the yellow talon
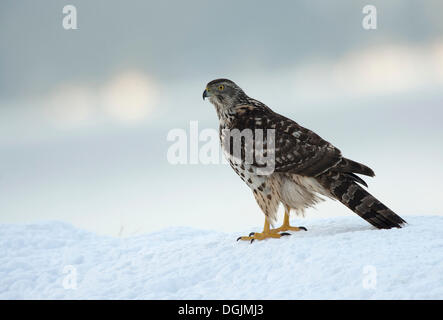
[237,207,307,242]
[237,219,290,242]
[237,232,282,242]
[271,211,306,233]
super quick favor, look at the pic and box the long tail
[319,172,406,229]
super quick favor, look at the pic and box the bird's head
[202,79,246,107]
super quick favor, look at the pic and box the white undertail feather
[278,174,333,217]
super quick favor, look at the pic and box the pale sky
[0,1,442,236]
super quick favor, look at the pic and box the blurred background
[1,0,442,236]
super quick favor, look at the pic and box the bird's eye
[218,85,224,91]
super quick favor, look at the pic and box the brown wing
[271,115,342,176]
[230,101,342,177]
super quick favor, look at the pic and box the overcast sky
[1,0,443,98]
[1,1,442,236]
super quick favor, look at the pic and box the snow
[1,215,442,299]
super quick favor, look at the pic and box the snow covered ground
[1,215,442,299]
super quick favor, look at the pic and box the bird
[202,78,406,242]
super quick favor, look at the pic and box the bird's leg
[271,207,307,233]
[237,218,288,243]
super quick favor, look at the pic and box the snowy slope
[0,215,442,299]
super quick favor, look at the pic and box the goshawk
[203,79,406,242]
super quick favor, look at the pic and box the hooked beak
[202,88,210,100]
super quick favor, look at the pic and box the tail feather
[337,158,375,177]
[342,172,368,188]
[319,172,406,229]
